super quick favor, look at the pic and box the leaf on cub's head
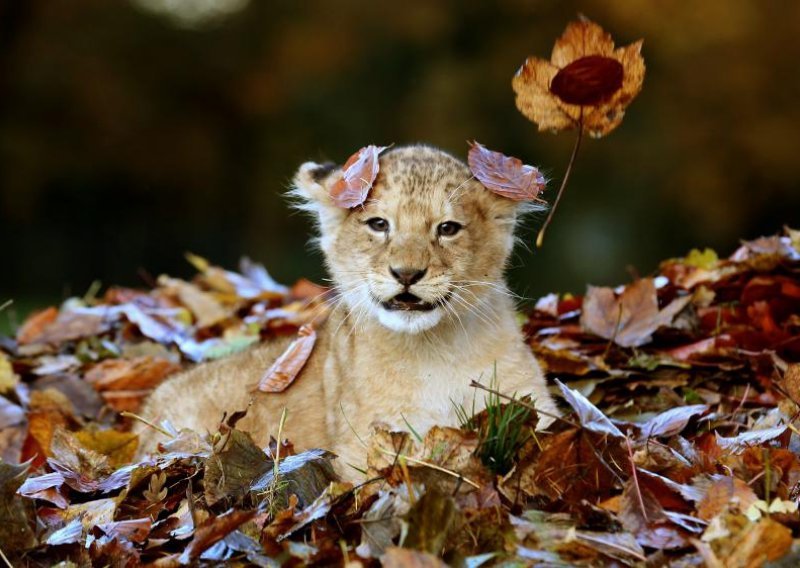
[256,324,316,393]
[330,145,390,208]
[467,142,546,202]
[512,17,645,137]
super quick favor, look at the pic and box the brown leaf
[25,310,110,345]
[530,428,627,504]
[84,356,181,392]
[467,142,546,202]
[512,18,645,137]
[580,278,691,347]
[0,461,37,552]
[177,508,256,564]
[256,324,316,393]
[16,306,59,344]
[697,476,758,521]
[330,144,389,208]
[723,517,792,567]
[382,547,448,568]
[619,479,687,550]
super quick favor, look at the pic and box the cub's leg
[134,338,293,454]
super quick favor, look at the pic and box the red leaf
[550,55,624,106]
[256,324,316,393]
[467,142,546,202]
[330,145,388,208]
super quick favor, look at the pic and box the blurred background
[2,0,799,329]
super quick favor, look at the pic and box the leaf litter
[0,228,798,565]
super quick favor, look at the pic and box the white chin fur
[374,306,443,333]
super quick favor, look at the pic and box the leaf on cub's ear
[330,145,389,208]
[467,142,546,202]
[256,324,316,393]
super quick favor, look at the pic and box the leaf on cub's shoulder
[256,324,316,393]
[330,144,389,208]
[467,142,546,202]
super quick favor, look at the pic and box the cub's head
[291,145,542,334]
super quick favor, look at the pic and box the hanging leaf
[513,17,645,137]
[330,144,389,208]
[467,142,546,202]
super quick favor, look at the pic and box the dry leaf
[580,278,691,347]
[556,379,624,438]
[256,324,316,392]
[16,306,58,344]
[330,144,389,208]
[467,142,546,202]
[512,17,645,137]
[640,404,708,438]
[84,356,181,392]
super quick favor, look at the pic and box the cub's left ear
[289,161,349,237]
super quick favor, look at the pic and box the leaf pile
[2,228,800,566]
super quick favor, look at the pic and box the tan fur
[137,145,558,477]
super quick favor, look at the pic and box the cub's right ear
[289,161,348,241]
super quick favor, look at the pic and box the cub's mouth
[381,292,437,312]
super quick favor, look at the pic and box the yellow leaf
[74,429,138,468]
[684,248,719,270]
[0,352,19,392]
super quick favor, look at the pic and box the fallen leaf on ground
[580,278,691,347]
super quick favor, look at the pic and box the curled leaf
[256,324,316,393]
[330,144,389,208]
[467,142,546,202]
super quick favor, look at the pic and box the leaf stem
[536,120,584,248]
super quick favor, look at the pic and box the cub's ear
[289,161,348,245]
[292,161,339,204]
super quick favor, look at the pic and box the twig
[626,435,648,522]
[374,446,480,489]
[0,299,12,313]
[0,545,13,568]
[120,411,173,438]
[536,117,584,248]
[469,379,580,429]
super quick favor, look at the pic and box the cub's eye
[437,221,463,237]
[366,217,389,232]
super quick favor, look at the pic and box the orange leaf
[512,17,645,137]
[84,356,181,392]
[256,324,316,393]
[467,142,546,202]
[329,145,388,208]
[16,306,58,345]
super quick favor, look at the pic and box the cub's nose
[389,267,427,287]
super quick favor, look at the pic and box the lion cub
[137,145,558,474]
